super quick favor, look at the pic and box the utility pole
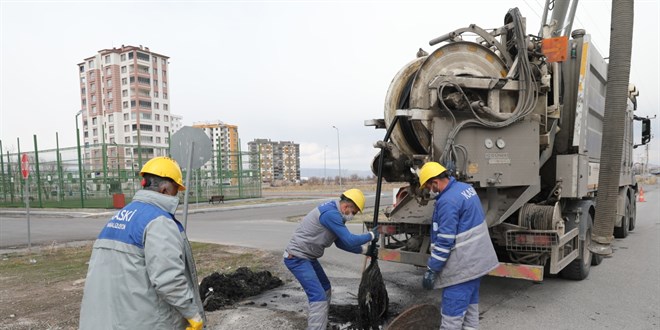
[332,126,342,187]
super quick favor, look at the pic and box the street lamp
[75,110,85,207]
[332,125,342,187]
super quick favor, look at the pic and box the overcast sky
[1,0,658,172]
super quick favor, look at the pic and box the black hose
[591,0,634,255]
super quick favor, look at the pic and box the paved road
[1,187,658,329]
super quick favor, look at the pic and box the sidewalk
[0,195,332,218]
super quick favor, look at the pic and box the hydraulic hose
[590,0,634,255]
[369,115,400,251]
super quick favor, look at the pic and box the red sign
[21,153,29,179]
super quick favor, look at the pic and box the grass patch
[0,244,91,286]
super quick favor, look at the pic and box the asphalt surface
[1,186,658,329]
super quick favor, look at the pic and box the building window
[89,72,95,82]
[131,112,137,119]
[107,91,112,99]
[122,89,128,97]
[107,102,112,110]
[105,55,110,63]
[153,68,158,75]
[163,82,167,88]
[84,132,88,138]
[122,101,128,109]
[81,76,86,84]
[138,100,151,109]
[93,128,98,136]
[156,137,161,143]
[106,79,112,87]
[125,137,131,143]
[108,114,113,121]
[163,104,168,111]
[92,105,97,113]
[81,87,86,95]
[164,115,169,122]
[106,67,111,75]
[121,66,126,73]
[124,125,130,132]
[92,117,97,125]
[155,114,160,120]
[156,125,161,132]
[122,78,127,85]
[138,65,149,74]
[162,70,166,77]
[164,126,169,133]
[109,126,114,134]
[79,65,85,73]
[91,95,96,102]
[121,54,126,61]
[137,52,150,61]
[128,52,133,60]
[82,99,86,106]
[141,113,152,120]
[162,59,166,66]
[137,77,150,85]
[154,103,159,109]
[130,100,136,108]
[88,59,95,69]
[123,113,129,120]
[90,82,95,90]
[163,92,168,99]
[154,91,159,97]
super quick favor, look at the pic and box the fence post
[0,140,5,202]
[17,138,22,201]
[56,132,65,202]
[33,134,43,208]
[6,151,14,203]
[76,114,85,208]
[238,140,243,198]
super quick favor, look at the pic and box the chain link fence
[0,138,261,209]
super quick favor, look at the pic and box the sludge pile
[199,267,283,311]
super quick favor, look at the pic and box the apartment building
[192,120,240,184]
[77,45,178,174]
[248,139,300,183]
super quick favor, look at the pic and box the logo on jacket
[460,187,477,200]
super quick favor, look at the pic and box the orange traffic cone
[638,186,646,202]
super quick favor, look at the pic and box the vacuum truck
[365,1,651,281]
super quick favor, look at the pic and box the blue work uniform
[79,190,205,330]
[428,177,499,329]
[284,200,373,330]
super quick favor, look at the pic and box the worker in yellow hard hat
[283,188,379,329]
[418,161,498,330]
[80,156,205,330]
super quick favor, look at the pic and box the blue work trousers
[284,256,331,330]
[440,277,481,330]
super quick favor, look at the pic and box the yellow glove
[186,314,203,330]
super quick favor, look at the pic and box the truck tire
[613,196,630,239]
[561,213,593,280]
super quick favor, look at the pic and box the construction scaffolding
[0,136,261,208]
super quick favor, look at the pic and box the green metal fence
[0,136,261,209]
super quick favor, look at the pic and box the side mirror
[634,116,652,149]
[641,118,651,145]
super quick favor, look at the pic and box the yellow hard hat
[140,156,186,191]
[342,188,365,213]
[418,162,447,187]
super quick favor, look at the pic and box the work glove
[365,243,379,258]
[370,225,380,242]
[186,314,203,330]
[422,268,437,290]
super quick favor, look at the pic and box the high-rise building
[77,45,179,175]
[248,139,300,183]
[192,120,240,185]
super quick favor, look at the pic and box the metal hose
[590,0,634,255]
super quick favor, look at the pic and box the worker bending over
[419,162,499,330]
[284,188,379,330]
